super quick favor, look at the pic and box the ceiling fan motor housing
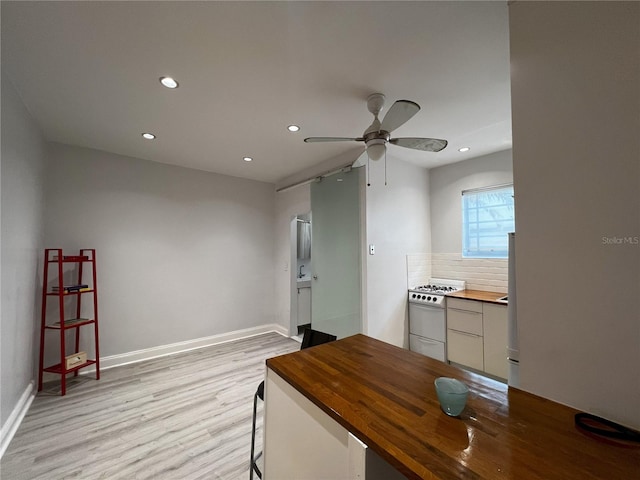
[364,131,390,144]
[367,93,386,116]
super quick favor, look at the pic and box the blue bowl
[434,377,469,416]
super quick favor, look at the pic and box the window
[462,184,514,258]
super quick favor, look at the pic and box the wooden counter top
[266,334,639,480]
[447,289,507,304]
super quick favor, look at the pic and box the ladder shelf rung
[46,289,95,296]
[43,359,97,375]
[46,319,96,329]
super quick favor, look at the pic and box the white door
[310,168,362,339]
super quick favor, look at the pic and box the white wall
[1,75,46,432]
[509,2,640,429]
[429,149,513,292]
[43,143,277,359]
[365,158,431,347]
[274,184,311,333]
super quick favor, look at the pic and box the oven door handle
[409,302,444,309]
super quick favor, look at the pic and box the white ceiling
[1,1,512,184]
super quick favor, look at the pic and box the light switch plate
[369,244,375,255]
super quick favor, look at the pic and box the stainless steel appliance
[408,278,466,362]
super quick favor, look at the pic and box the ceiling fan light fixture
[366,140,386,161]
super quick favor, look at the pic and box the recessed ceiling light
[287,125,300,132]
[142,132,156,140]
[243,157,253,162]
[458,147,470,152]
[159,76,179,89]
[336,178,344,182]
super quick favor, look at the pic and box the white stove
[408,278,466,363]
[408,278,466,307]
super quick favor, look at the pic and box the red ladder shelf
[38,249,100,395]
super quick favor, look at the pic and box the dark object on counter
[575,413,640,446]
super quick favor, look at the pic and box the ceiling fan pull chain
[384,148,388,186]
[367,154,371,187]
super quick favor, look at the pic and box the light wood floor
[1,333,300,480]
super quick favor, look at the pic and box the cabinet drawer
[447,329,484,371]
[447,308,483,336]
[447,298,482,313]
[409,334,445,362]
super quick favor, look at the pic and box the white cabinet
[483,303,508,379]
[264,368,405,480]
[446,299,484,371]
[446,298,508,381]
[297,286,311,326]
[447,330,484,371]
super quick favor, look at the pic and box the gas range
[408,278,466,306]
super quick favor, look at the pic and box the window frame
[461,184,515,259]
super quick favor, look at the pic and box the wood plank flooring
[1,333,299,480]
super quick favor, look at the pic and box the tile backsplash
[407,253,508,293]
[406,254,431,287]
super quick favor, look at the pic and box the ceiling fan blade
[351,149,368,168]
[304,137,363,143]
[390,137,448,152]
[380,100,420,133]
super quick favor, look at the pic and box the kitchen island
[263,334,638,479]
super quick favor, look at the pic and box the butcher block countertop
[447,288,507,304]
[266,334,639,480]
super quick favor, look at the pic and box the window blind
[462,184,514,258]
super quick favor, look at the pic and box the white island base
[263,369,405,480]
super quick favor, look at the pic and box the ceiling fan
[304,93,447,169]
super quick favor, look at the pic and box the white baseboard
[1,381,35,459]
[86,323,289,372]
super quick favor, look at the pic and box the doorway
[292,213,312,338]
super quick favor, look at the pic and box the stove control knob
[432,297,438,302]
[427,296,432,301]
[421,295,426,300]
[412,293,416,298]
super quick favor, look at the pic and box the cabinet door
[483,303,508,379]
[447,329,484,371]
[297,287,311,326]
[264,369,351,478]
